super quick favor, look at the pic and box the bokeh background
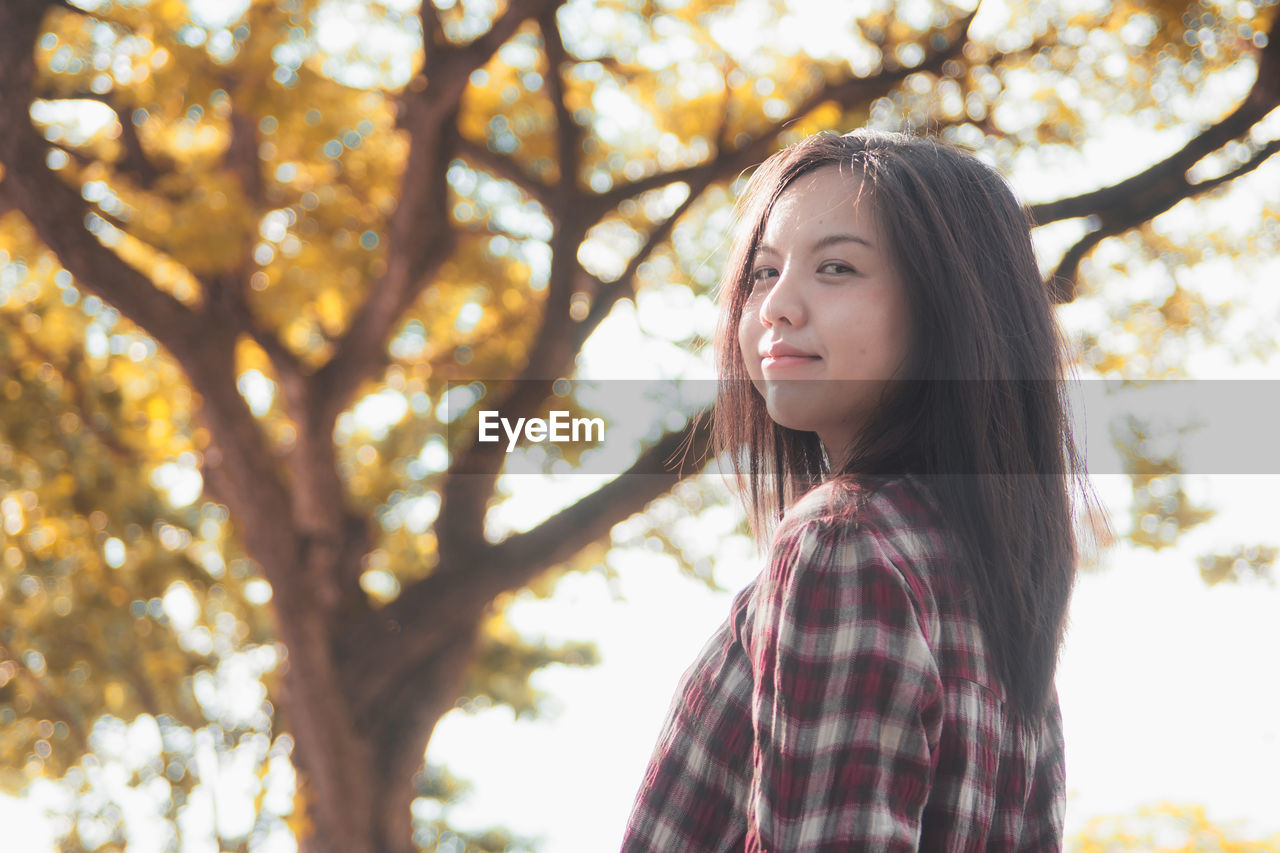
[1,0,1279,850]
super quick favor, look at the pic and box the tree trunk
[272,554,481,853]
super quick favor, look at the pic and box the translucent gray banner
[441,379,1280,476]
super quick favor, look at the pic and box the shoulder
[763,474,957,640]
[771,474,950,568]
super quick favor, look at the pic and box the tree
[1,0,1277,849]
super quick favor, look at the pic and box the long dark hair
[712,129,1102,718]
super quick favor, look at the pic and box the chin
[762,398,823,436]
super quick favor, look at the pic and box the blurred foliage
[410,763,541,853]
[1,0,1277,846]
[1069,802,1280,852]
[1197,543,1277,585]
[1110,415,1216,551]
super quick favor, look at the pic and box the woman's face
[737,165,913,458]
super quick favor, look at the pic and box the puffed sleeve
[743,515,945,852]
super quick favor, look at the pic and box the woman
[621,130,1100,851]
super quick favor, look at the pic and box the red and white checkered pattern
[622,475,1065,852]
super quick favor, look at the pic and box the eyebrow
[756,233,875,254]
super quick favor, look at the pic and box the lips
[765,341,814,358]
[761,340,820,370]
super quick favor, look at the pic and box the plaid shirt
[621,475,1065,852]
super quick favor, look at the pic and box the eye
[819,261,858,276]
[749,266,778,288]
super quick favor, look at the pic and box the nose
[757,265,804,327]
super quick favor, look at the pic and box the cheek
[737,313,761,378]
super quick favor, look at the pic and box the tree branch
[433,7,599,555]
[586,159,727,221]
[343,414,712,713]
[0,0,301,595]
[0,3,199,358]
[455,136,554,207]
[1191,136,1280,196]
[0,180,15,217]
[434,221,583,556]
[30,86,165,189]
[442,1,583,382]
[1046,225,1116,304]
[448,0,565,90]
[316,1,573,427]
[583,7,979,223]
[572,178,707,351]
[1030,95,1275,227]
[539,7,580,200]
[1032,15,1279,298]
[0,312,137,462]
[203,254,359,620]
[489,412,711,575]
[223,105,264,207]
[1046,136,1280,301]
[1037,18,1279,301]
[419,0,446,55]
[310,138,454,426]
[421,0,567,112]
